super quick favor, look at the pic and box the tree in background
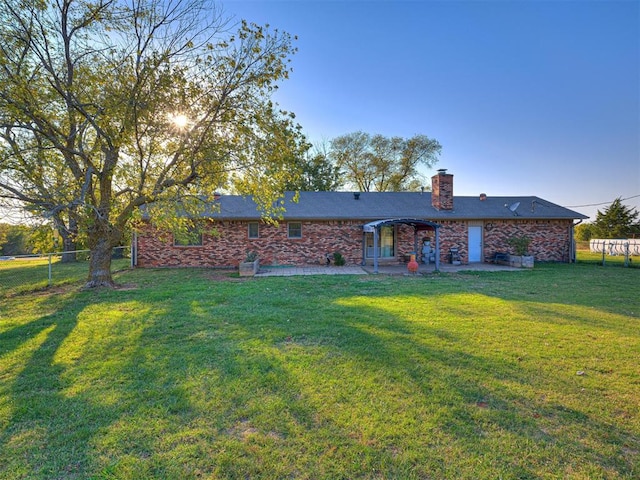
[591,199,639,239]
[284,143,342,191]
[329,132,441,191]
[574,223,595,242]
[0,0,306,287]
[0,224,31,256]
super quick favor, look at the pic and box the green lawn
[1,261,638,479]
[576,249,638,268]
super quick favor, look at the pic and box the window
[248,222,259,239]
[173,225,203,246]
[288,222,302,238]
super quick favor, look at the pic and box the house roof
[202,191,588,221]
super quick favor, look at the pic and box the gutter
[570,219,584,263]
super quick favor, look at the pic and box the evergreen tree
[592,199,639,238]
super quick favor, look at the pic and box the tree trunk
[54,213,78,262]
[60,223,77,262]
[86,237,115,288]
[85,215,122,289]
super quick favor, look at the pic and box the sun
[170,113,189,129]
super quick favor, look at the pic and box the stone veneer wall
[136,218,574,268]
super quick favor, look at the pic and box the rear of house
[135,171,587,268]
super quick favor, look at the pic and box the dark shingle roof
[206,191,588,221]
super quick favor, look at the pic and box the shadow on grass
[452,262,640,320]
[0,293,118,478]
[1,268,638,479]
[329,289,638,478]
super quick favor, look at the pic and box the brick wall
[484,219,573,262]
[437,221,469,263]
[436,219,573,263]
[138,220,386,268]
[136,218,574,268]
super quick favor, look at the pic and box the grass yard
[0,260,638,479]
[575,249,638,268]
[0,256,131,297]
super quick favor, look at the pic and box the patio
[255,262,520,277]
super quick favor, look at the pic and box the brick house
[135,170,588,269]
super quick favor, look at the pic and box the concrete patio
[255,262,521,277]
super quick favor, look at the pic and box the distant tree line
[0,223,57,256]
[574,198,639,241]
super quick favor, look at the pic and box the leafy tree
[284,143,342,191]
[592,198,639,238]
[0,223,31,255]
[329,132,441,191]
[0,0,306,287]
[0,223,7,253]
[29,224,58,254]
[574,223,594,242]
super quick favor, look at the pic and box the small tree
[592,199,639,239]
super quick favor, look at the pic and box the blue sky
[225,0,639,221]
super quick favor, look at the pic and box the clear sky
[224,0,639,221]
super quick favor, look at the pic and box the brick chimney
[431,169,454,210]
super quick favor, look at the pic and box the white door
[468,226,482,262]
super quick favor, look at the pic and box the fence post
[48,254,52,286]
[601,241,606,266]
[624,242,630,267]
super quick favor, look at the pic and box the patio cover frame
[362,218,441,273]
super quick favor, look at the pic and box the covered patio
[362,218,441,274]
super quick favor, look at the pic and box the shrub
[332,251,346,266]
[507,235,531,256]
[244,250,258,262]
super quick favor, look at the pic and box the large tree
[0,0,306,287]
[329,131,441,192]
[592,198,639,239]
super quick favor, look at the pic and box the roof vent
[354,192,360,200]
[480,193,487,201]
[213,192,221,200]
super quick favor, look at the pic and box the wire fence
[586,239,640,267]
[0,246,131,298]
